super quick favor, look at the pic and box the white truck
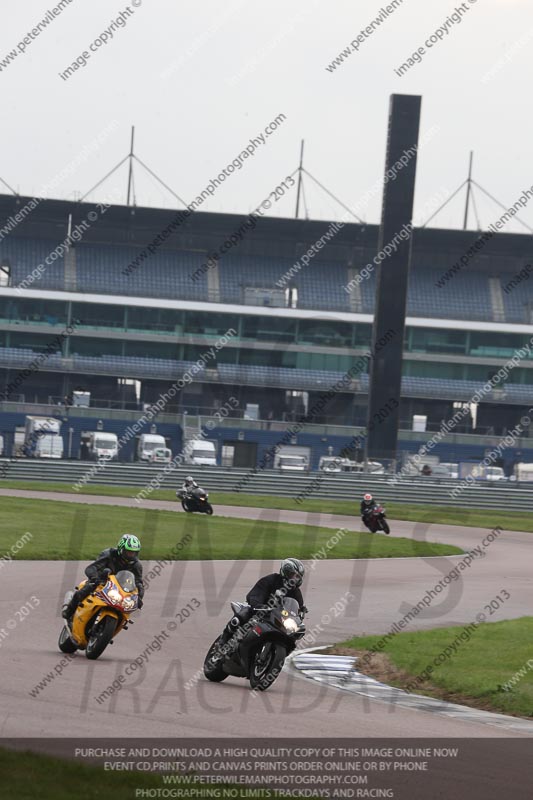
[149,447,172,464]
[274,446,310,471]
[319,456,355,472]
[182,439,217,466]
[514,463,533,482]
[87,431,118,461]
[24,416,63,458]
[137,433,167,461]
[318,456,384,474]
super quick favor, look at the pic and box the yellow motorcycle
[59,570,139,660]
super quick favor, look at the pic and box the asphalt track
[0,489,531,740]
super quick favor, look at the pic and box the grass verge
[1,478,531,532]
[336,617,533,718]
[0,497,461,561]
[0,747,284,800]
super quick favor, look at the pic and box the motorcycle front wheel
[381,519,390,534]
[249,643,287,691]
[86,615,117,660]
[204,636,228,682]
[205,503,214,515]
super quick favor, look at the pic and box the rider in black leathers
[181,476,198,494]
[220,558,307,644]
[360,492,378,531]
[62,534,144,622]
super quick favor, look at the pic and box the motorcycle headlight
[107,588,122,603]
[283,618,299,633]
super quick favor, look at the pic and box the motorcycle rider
[62,534,144,623]
[181,475,198,495]
[220,558,308,645]
[360,492,378,531]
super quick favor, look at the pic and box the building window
[0,261,11,287]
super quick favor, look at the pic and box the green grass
[340,617,533,718]
[0,496,461,561]
[2,478,533,532]
[0,748,282,800]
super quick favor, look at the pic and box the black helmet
[280,558,305,587]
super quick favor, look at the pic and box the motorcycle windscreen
[282,597,300,617]
[192,488,206,498]
[116,570,136,592]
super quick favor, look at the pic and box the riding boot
[61,582,95,620]
[220,616,240,644]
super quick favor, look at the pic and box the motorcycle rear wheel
[86,615,117,660]
[249,643,287,691]
[182,499,193,512]
[58,625,78,654]
[204,636,228,681]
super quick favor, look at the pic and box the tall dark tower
[366,94,422,464]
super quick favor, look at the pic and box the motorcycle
[203,594,306,691]
[59,570,139,660]
[364,504,390,534]
[177,486,214,515]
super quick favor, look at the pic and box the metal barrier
[1,459,533,511]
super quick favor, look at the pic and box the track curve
[0,488,530,739]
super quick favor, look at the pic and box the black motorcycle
[203,595,306,691]
[364,503,390,534]
[177,486,213,515]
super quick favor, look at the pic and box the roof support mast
[463,150,473,230]
[295,139,304,219]
[126,126,135,207]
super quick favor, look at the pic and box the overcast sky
[1,0,532,232]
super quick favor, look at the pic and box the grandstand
[0,191,532,467]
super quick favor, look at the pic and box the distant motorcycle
[204,594,306,691]
[177,486,214,515]
[59,570,139,660]
[364,504,390,535]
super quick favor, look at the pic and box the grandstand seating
[0,345,531,401]
[75,245,209,301]
[358,373,533,403]
[1,237,65,291]
[500,277,533,323]
[407,269,492,321]
[220,255,285,305]
[1,236,530,323]
[220,254,350,311]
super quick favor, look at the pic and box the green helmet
[117,534,141,563]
